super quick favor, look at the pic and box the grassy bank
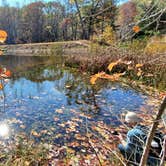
[1,40,165,91]
[64,41,166,92]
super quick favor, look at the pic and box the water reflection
[0,56,147,145]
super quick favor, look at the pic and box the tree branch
[139,97,166,166]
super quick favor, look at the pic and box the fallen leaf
[54,117,59,121]
[136,63,143,68]
[20,125,26,129]
[55,109,63,114]
[31,130,40,137]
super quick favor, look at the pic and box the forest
[0,0,165,44]
[0,0,166,166]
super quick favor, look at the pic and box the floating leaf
[31,130,40,137]
[54,117,59,121]
[55,133,62,138]
[68,141,80,147]
[55,109,63,114]
[58,123,66,127]
[20,125,26,129]
[41,130,47,134]
[71,117,83,123]
[74,134,86,141]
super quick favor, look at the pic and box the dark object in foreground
[118,111,165,166]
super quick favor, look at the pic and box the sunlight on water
[0,122,9,138]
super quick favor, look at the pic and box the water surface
[0,55,148,147]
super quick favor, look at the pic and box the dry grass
[65,42,166,90]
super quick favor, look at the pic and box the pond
[0,55,152,162]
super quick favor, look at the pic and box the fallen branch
[160,136,166,166]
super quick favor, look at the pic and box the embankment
[0,40,90,56]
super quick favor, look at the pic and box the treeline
[0,0,165,44]
[0,0,116,44]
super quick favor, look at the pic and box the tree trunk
[74,0,87,39]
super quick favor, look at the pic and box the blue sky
[0,0,53,6]
[0,0,128,7]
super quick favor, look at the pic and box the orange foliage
[4,70,11,77]
[136,63,143,68]
[0,30,11,91]
[0,68,12,78]
[132,26,140,33]
[0,83,3,90]
[90,59,145,85]
[90,72,124,85]
[0,30,7,43]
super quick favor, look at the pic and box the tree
[118,1,137,26]
[43,2,65,41]
[18,2,44,43]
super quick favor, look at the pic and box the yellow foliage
[90,72,124,85]
[90,72,104,85]
[99,72,124,81]
[102,26,116,45]
[136,64,143,68]
[144,43,166,55]
[144,35,166,55]
[107,59,121,72]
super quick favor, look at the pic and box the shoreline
[0,41,165,91]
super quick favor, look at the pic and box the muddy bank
[0,40,90,56]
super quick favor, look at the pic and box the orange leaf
[4,70,11,77]
[0,30,7,43]
[90,72,104,84]
[107,60,121,72]
[90,72,124,84]
[90,75,98,85]
[136,64,143,68]
[132,26,140,33]
[0,83,3,90]
[99,72,124,81]
[31,130,40,137]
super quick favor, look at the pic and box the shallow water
[0,56,148,146]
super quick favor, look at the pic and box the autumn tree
[118,1,137,26]
[18,2,44,43]
[134,0,166,35]
[43,2,65,41]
